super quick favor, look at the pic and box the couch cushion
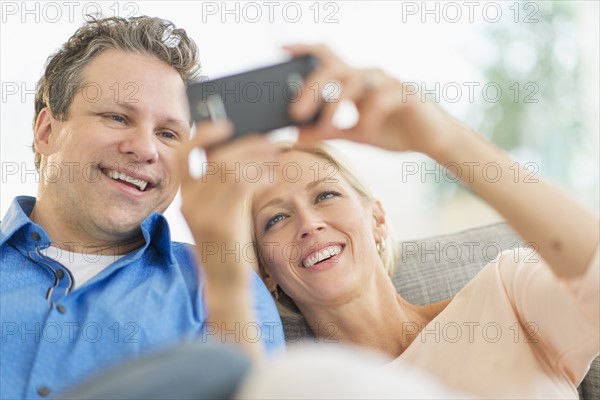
[582,357,599,400]
[392,222,526,304]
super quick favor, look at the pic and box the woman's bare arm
[430,123,598,278]
[286,43,599,278]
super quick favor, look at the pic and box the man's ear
[372,199,388,242]
[34,108,56,156]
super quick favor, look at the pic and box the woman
[179,45,599,398]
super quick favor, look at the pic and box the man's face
[37,49,190,244]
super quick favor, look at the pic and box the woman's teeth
[302,245,342,268]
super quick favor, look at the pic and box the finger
[344,88,406,146]
[192,120,234,149]
[284,44,349,122]
[360,68,389,93]
[176,121,234,185]
[295,79,367,142]
[293,68,382,129]
[208,136,280,198]
[296,124,349,144]
[290,66,339,122]
[209,134,276,165]
[282,43,343,64]
[339,71,400,134]
[181,136,279,232]
[314,70,369,131]
[298,83,400,146]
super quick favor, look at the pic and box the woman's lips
[301,243,345,268]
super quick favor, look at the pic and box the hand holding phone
[187,55,320,139]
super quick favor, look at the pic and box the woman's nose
[296,210,326,240]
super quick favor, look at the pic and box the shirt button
[31,232,41,241]
[36,386,50,397]
[56,305,67,314]
[55,269,65,280]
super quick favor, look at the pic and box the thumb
[177,121,234,185]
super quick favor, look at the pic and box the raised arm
[429,124,598,278]
[177,122,278,359]
[287,44,599,278]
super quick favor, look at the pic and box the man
[0,16,284,399]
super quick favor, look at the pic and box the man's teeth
[302,245,342,268]
[107,170,148,191]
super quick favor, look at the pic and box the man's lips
[300,243,345,269]
[100,167,157,192]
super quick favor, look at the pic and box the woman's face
[252,150,387,308]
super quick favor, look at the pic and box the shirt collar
[136,211,176,264]
[1,196,176,265]
[0,196,39,247]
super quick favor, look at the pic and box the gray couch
[281,222,599,399]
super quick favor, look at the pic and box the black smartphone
[186,55,320,138]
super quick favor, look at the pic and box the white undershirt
[41,246,125,289]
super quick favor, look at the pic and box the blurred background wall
[2,0,598,242]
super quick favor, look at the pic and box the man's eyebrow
[162,117,193,132]
[94,100,192,131]
[94,99,135,111]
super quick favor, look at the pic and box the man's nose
[118,126,159,164]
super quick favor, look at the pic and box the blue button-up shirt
[1,196,284,399]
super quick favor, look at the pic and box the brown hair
[32,15,201,170]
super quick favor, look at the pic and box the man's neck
[29,198,146,256]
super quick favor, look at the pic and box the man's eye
[265,214,286,231]
[315,191,341,203]
[159,131,177,140]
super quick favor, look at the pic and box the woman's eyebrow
[256,178,333,216]
[306,177,330,190]
[256,198,283,216]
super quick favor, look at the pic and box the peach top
[388,246,600,399]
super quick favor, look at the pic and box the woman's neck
[298,270,439,358]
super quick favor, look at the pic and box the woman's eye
[265,213,286,231]
[107,114,126,123]
[315,191,341,203]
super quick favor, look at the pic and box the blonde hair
[251,142,398,322]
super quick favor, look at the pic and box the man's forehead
[79,49,184,87]
[73,50,190,122]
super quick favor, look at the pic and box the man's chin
[97,213,149,241]
[94,200,170,243]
